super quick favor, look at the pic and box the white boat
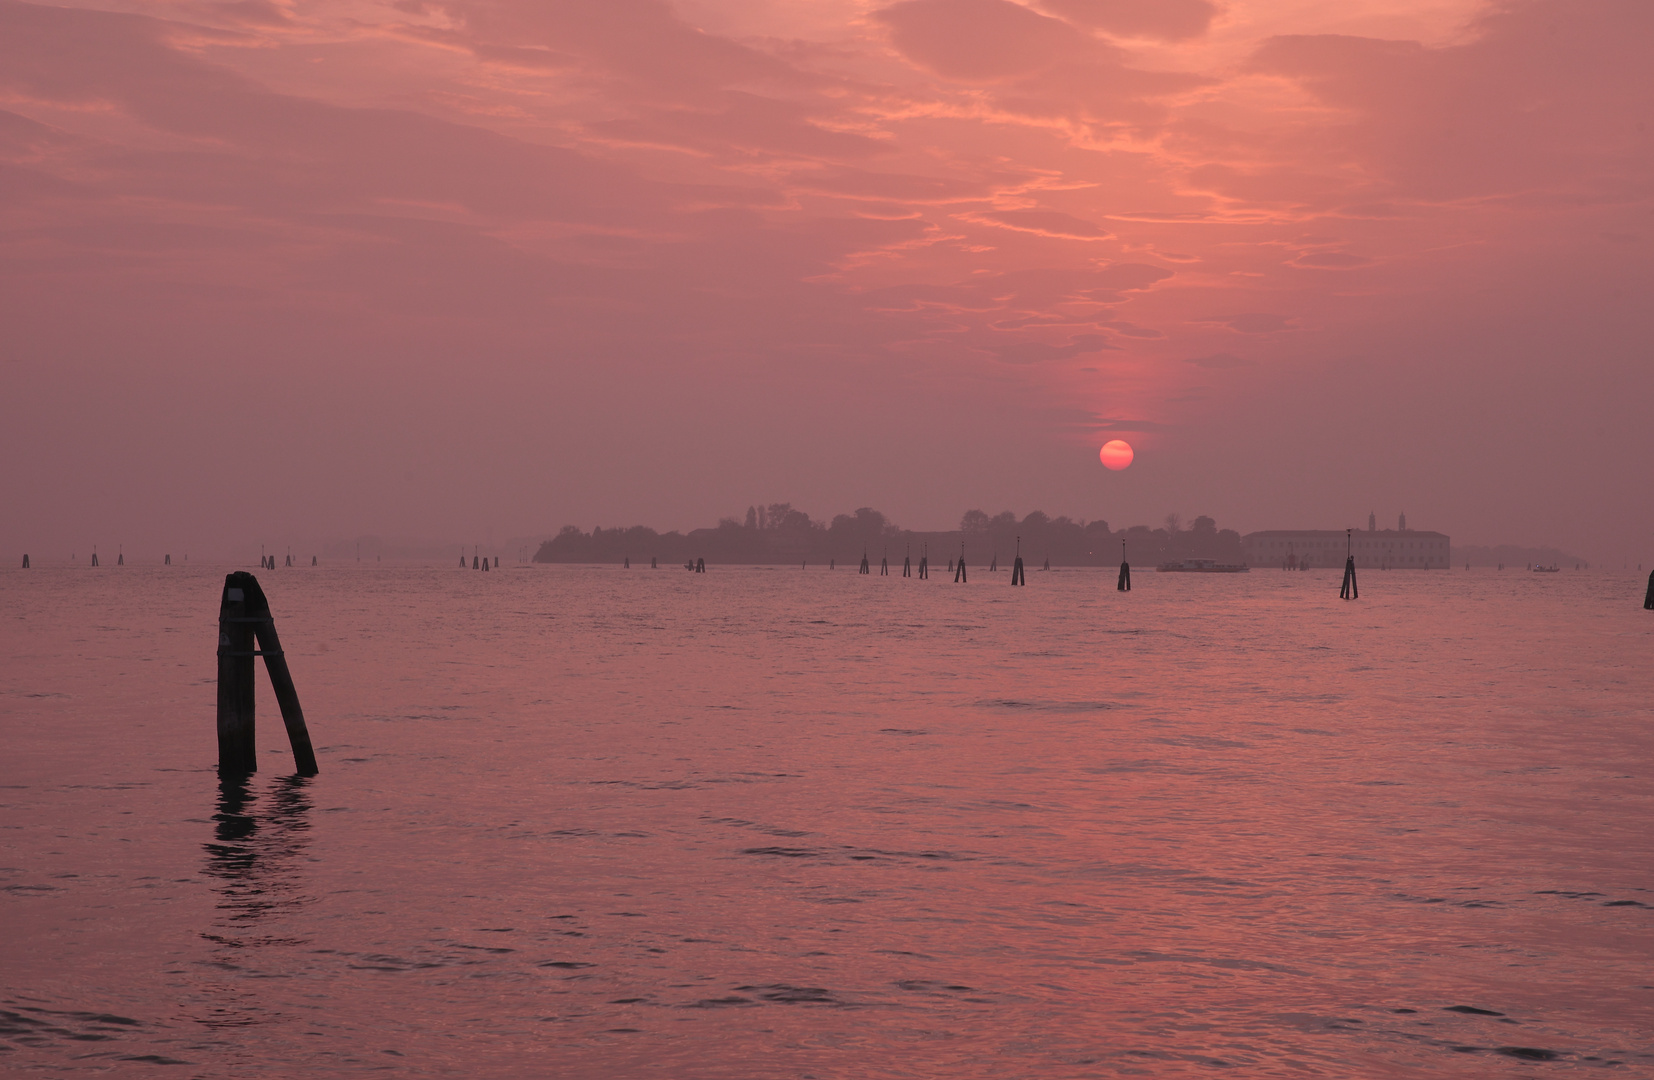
[1156,559,1249,573]
[1533,565,1560,572]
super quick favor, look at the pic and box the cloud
[1201,313,1295,334]
[988,332,1117,364]
[1247,0,1654,200]
[872,0,1097,81]
[1291,251,1373,269]
[1037,0,1217,41]
[965,208,1113,240]
[1185,352,1253,368]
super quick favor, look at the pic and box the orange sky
[2,0,1650,559]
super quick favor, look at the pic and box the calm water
[3,564,1652,1077]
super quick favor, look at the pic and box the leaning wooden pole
[1644,569,1653,610]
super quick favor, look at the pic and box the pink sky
[2,0,1649,561]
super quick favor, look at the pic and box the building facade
[1243,527,1450,570]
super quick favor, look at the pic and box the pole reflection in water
[194,775,315,1033]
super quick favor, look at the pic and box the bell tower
[1368,511,1376,532]
[1398,512,1407,531]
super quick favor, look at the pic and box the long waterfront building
[1243,525,1450,570]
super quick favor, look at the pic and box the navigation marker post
[1011,536,1025,586]
[1118,540,1131,592]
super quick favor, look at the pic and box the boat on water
[1156,559,1249,573]
[1533,565,1560,572]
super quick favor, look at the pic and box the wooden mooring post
[954,545,967,583]
[1117,540,1130,592]
[1644,569,1653,610]
[859,551,870,575]
[1340,528,1359,600]
[217,571,318,776]
[21,554,29,568]
[1011,536,1025,586]
[918,545,928,580]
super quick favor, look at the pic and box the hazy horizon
[2,0,1649,564]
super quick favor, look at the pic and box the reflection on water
[203,774,313,933]
[2,566,1653,1076]
[194,775,314,1033]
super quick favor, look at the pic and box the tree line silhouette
[533,504,1244,567]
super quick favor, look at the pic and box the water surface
[3,565,1652,1075]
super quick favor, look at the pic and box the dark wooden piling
[989,553,997,573]
[1011,536,1024,586]
[1043,558,1049,571]
[860,552,870,574]
[164,553,171,566]
[217,572,318,776]
[118,550,124,566]
[216,575,259,773]
[312,556,317,566]
[624,556,630,568]
[903,554,911,577]
[955,547,967,583]
[473,553,480,569]
[696,558,705,573]
[919,546,928,579]
[91,551,99,566]
[1117,541,1130,591]
[880,554,889,576]
[652,557,658,569]
[1339,528,1359,599]
[22,554,30,568]
[1644,570,1653,610]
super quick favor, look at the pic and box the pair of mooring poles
[1340,528,1360,600]
[217,572,317,776]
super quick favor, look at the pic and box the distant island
[533,506,1244,567]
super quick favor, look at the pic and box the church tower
[1368,511,1376,532]
[1398,512,1407,531]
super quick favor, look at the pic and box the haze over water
[4,564,1652,1076]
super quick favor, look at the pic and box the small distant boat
[1533,565,1560,573]
[1157,559,1249,573]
